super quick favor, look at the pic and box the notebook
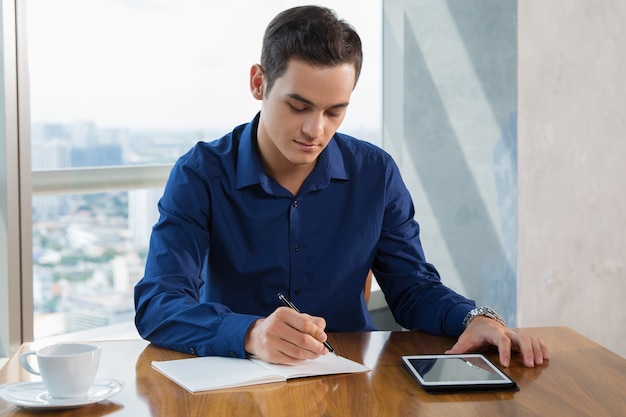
[152,353,370,393]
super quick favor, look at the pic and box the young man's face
[252,58,356,171]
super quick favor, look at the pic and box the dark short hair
[260,5,363,95]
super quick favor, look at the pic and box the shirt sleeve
[373,159,476,337]
[133,151,261,357]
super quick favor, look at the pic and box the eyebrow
[287,93,350,110]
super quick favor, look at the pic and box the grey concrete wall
[382,0,626,358]
[518,1,626,358]
[383,0,518,323]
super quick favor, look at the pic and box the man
[134,5,548,368]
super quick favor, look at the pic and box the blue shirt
[134,114,475,357]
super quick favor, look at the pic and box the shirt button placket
[289,199,302,294]
[293,200,300,252]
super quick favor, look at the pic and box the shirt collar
[234,114,263,189]
[235,113,349,192]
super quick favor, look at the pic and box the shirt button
[230,351,238,358]
[293,200,298,208]
[294,245,300,252]
[189,347,196,355]
[294,289,301,295]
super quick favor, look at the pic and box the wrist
[244,318,264,357]
[462,306,506,328]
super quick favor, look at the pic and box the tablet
[401,354,518,393]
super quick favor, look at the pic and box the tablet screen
[401,354,517,392]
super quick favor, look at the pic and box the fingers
[496,333,512,367]
[279,309,328,351]
[537,337,550,361]
[510,331,550,367]
[444,339,469,355]
[446,318,549,369]
[244,308,329,364]
[514,332,534,367]
[306,314,328,343]
[493,329,550,368]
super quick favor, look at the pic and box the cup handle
[19,351,41,376]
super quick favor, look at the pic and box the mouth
[294,140,319,151]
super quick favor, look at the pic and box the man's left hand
[445,316,550,368]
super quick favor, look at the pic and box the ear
[249,64,265,100]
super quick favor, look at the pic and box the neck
[263,158,315,196]
[256,135,316,196]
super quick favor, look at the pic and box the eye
[288,103,307,113]
[325,109,344,118]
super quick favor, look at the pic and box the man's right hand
[244,307,329,364]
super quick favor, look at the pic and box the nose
[301,112,324,140]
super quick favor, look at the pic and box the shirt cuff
[212,313,262,358]
[445,303,476,336]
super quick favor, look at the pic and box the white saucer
[0,379,124,410]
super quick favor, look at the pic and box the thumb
[445,339,468,355]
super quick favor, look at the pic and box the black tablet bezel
[401,354,518,393]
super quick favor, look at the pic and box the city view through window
[26,1,381,339]
[31,123,216,338]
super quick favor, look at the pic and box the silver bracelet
[462,306,506,328]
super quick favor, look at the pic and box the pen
[277,293,336,355]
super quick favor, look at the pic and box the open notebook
[152,353,370,393]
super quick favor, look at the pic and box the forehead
[271,59,356,105]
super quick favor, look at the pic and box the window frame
[1,0,28,358]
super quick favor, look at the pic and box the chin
[286,151,320,165]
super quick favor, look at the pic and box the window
[11,0,381,342]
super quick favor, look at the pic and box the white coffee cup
[19,343,101,399]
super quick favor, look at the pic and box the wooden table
[1,327,625,416]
